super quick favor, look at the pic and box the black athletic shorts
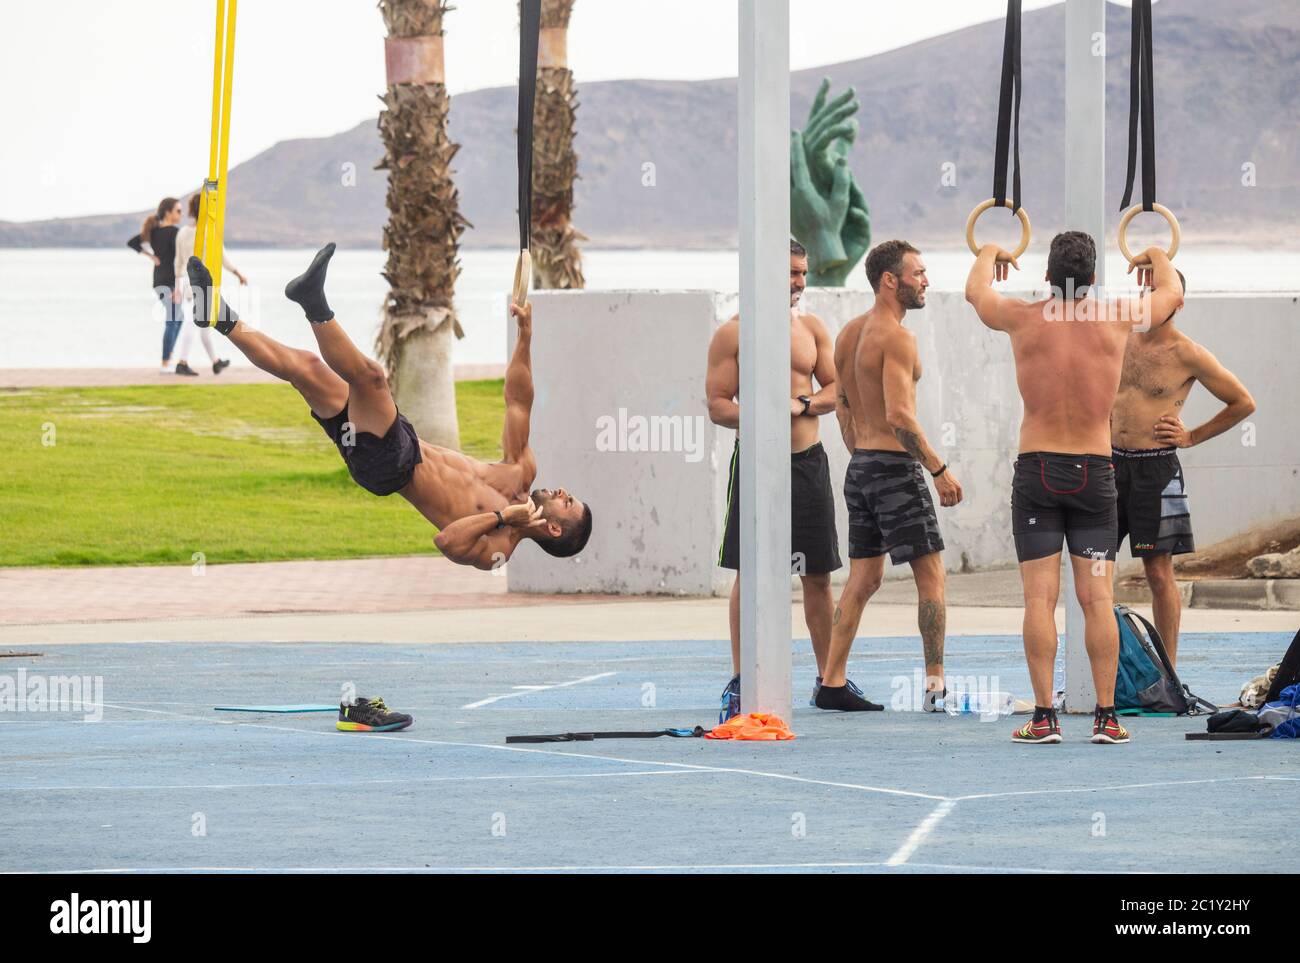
[844,449,944,564]
[718,440,842,574]
[1114,446,1195,557]
[312,401,423,496]
[1011,451,1117,563]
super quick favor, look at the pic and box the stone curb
[1115,578,1300,611]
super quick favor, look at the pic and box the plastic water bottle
[943,691,1015,717]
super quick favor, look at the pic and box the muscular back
[998,298,1130,455]
[837,308,919,451]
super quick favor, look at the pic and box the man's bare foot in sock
[284,242,336,324]
[185,256,238,335]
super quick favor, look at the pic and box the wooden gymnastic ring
[512,249,532,307]
[965,198,1032,260]
[1118,202,1180,265]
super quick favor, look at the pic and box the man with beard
[707,240,843,721]
[818,240,962,712]
[186,245,591,578]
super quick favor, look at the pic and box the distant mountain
[3,0,1296,250]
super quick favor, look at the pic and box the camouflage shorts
[844,449,944,564]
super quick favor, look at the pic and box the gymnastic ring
[512,249,532,307]
[1117,202,1181,266]
[965,198,1032,261]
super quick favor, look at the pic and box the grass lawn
[0,381,505,567]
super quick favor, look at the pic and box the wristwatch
[798,395,812,416]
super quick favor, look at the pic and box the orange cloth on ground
[705,712,796,741]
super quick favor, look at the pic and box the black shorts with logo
[1011,451,1117,563]
[718,440,842,575]
[312,401,423,496]
[1114,446,1195,557]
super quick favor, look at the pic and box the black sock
[815,684,884,712]
[284,242,336,324]
[1095,704,1116,717]
[185,256,238,335]
[1033,705,1055,723]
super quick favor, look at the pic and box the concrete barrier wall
[507,288,1300,595]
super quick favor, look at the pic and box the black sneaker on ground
[174,361,199,377]
[815,683,884,711]
[213,358,231,375]
[337,696,413,733]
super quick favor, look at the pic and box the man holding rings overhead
[965,232,1183,746]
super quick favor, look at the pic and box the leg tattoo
[919,598,945,668]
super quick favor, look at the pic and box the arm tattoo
[894,427,926,463]
[918,598,945,667]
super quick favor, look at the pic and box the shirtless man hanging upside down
[186,245,593,732]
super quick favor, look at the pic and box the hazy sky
[1,0,1066,222]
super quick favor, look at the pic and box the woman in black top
[127,196,185,373]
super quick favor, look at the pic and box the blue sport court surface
[1,632,1295,873]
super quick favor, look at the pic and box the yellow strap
[195,0,236,326]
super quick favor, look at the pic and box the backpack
[1113,604,1216,715]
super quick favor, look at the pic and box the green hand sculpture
[791,79,872,287]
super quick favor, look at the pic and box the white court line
[20,691,1279,873]
[954,774,1278,802]
[90,702,951,802]
[461,671,616,709]
[886,800,957,866]
[15,861,894,875]
[0,769,713,793]
[905,860,1148,875]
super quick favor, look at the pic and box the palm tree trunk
[376,0,469,449]
[530,0,585,290]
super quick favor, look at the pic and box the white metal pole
[1062,0,1106,712]
[738,0,792,721]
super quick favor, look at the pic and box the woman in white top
[173,193,246,375]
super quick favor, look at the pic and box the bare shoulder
[1175,334,1217,374]
[798,310,831,338]
[710,315,740,350]
[1170,328,1201,359]
[882,324,917,350]
[835,313,865,348]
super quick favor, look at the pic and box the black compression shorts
[1011,451,1117,563]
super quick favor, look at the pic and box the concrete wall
[1158,294,1300,544]
[508,288,1300,595]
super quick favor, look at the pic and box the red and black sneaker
[1012,710,1062,745]
[1091,707,1131,744]
[337,696,413,733]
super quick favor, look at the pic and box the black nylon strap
[506,727,706,744]
[992,0,1023,214]
[517,0,542,252]
[1120,0,1156,212]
